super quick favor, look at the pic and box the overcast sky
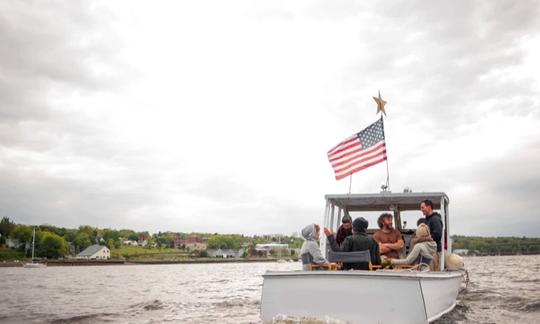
[1,1,539,237]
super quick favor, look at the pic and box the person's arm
[371,240,381,265]
[384,238,404,251]
[392,244,422,265]
[326,234,344,252]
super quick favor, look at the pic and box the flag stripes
[327,118,387,181]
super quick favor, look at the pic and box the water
[0,255,538,323]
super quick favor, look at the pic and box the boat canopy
[322,191,452,270]
[325,192,449,212]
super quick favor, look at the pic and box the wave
[517,300,540,312]
[213,297,258,308]
[129,299,166,311]
[50,313,115,324]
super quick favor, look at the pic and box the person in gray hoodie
[300,224,327,270]
[391,223,437,266]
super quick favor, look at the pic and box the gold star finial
[373,91,387,117]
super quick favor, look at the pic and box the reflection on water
[0,255,538,323]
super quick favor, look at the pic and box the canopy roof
[325,192,449,212]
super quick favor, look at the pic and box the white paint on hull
[261,271,463,324]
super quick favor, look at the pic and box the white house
[207,248,245,258]
[123,240,138,246]
[76,245,111,260]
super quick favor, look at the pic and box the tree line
[0,217,303,260]
[452,235,540,255]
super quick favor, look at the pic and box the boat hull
[261,270,463,323]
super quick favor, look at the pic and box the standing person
[373,213,404,259]
[420,200,443,270]
[336,214,353,246]
[324,217,381,270]
[300,224,328,270]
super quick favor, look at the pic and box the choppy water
[0,255,538,323]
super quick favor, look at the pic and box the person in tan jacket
[391,224,437,266]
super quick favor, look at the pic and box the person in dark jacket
[420,199,444,271]
[335,214,353,246]
[420,200,443,252]
[324,217,381,270]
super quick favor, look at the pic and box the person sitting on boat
[300,224,328,270]
[390,223,436,267]
[409,217,429,251]
[373,213,404,259]
[335,214,353,246]
[324,217,381,270]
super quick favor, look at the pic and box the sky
[0,1,539,237]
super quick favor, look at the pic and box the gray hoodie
[391,240,437,265]
[300,224,327,270]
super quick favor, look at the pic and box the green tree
[106,239,115,250]
[102,229,120,242]
[0,217,16,244]
[10,225,33,244]
[74,232,92,251]
[78,225,97,243]
[37,231,70,259]
[207,234,245,250]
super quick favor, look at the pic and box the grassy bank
[110,246,192,260]
[0,248,25,261]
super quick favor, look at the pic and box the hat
[352,217,368,233]
[342,214,352,223]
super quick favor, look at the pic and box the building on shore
[76,245,110,260]
[255,243,289,257]
[175,235,208,250]
[207,248,245,258]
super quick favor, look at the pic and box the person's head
[415,223,431,239]
[301,223,320,241]
[342,214,352,230]
[420,200,434,216]
[377,213,394,230]
[352,217,368,233]
[417,217,428,226]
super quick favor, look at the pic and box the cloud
[0,1,539,237]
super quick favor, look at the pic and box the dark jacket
[335,225,353,246]
[426,212,443,252]
[327,232,381,270]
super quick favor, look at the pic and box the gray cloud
[333,0,540,130]
[1,1,539,237]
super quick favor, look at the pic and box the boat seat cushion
[327,250,371,263]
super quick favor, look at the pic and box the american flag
[327,118,387,180]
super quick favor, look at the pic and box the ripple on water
[50,313,116,324]
[129,299,167,311]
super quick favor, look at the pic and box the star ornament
[373,91,387,117]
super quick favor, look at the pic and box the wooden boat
[261,192,464,323]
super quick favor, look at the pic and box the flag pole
[348,175,353,194]
[381,115,390,191]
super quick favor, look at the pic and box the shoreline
[0,257,289,267]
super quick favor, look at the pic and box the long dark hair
[377,213,393,229]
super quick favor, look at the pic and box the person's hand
[324,227,333,237]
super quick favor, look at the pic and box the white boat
[23,228,46,268]
[261,192,465,323]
